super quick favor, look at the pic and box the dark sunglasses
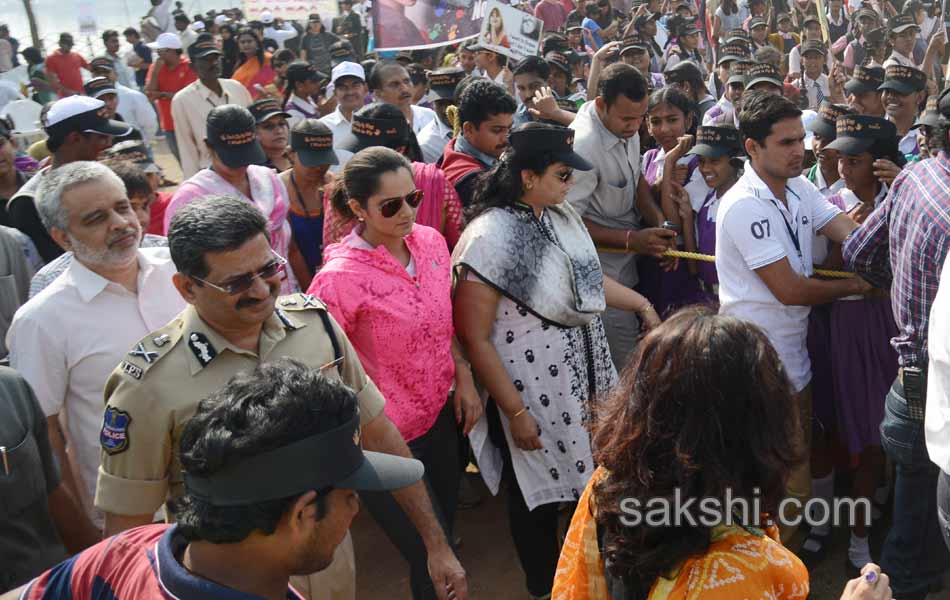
[556,169,574,182]
[193,253,287,295]
[378,190,424,218]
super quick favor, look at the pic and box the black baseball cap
[43,95,131,138]
[285,60,327,84]
[427,67,466,100]
[508,123,592,171]
[748,16,768,30]
[101,140,162,173]
[845,65,885,95]
[888,13,920,34]
[801,40,827,57]
[745,62,783,89]
[348,109,410,153]
[205,104,266,168]
[291,119,338,167]
[879,64,927,95]
[807,101,855,140]
[84,76,117,99]
[620,34,651,55]
[687,125,743,159]
[825,115,897,155]
[248,97,291,124]
[545,51,571,76]
[665,60,704,84]
[726,62,752,86]
[801,15,821,27]
[917,94,940,127]
[717,41,750,65]
[185,412,424,506]
[725,28,750,44]
[329,40,357,66]
[188,33,223,60]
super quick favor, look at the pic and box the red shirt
[45,50,88,97]
[148,191,173,235]
[147,58,197,131]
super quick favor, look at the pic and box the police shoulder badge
[101,406,132,455]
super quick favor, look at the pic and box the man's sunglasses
[379,190,424,218]
[193,253,287,295]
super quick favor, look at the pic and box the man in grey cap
[884,12,944,77]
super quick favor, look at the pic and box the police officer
[94,195,467,600]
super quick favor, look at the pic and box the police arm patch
[101,406,132,455]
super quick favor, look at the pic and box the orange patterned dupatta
[552,469,810,600]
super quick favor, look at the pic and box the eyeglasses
[556,169,574,183]
[192,252,287,295]
[378,190,424,218]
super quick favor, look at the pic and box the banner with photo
[243,0,339,23]
[372,0,483,51]
[477,0,543,61]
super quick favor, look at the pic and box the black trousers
[488,401,565,597]
[361,402,460,600]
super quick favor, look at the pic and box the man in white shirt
[174,14,198,52]
[794,41,831,111]
[101,29,138,90]
[89,56,158,143]
[928,252,950,552]
[368,61,437,135]
[418,67,465,163]
[171,34,253,178]
[320,61,366,152]
[6,161,185,526]
[716,91,871,544]
[261,12,300,50]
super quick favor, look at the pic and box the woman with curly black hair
[454,122,656,600]
[553,306,808,598]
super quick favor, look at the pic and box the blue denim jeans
[879,378,949,599]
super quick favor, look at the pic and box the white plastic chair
[0,99,45,151]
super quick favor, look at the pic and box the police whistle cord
[595,247,857,279]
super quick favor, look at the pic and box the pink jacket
[308,224,455,442]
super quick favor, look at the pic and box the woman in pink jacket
[307,147,480,599]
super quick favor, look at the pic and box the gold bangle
[511,406,529,419]
[637,303,655,314]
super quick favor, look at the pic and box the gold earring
[525,182,534,191]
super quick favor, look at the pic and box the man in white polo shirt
[715,91,872,544]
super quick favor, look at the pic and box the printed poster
[243,0,339,23]
[372,0,483,51]
[478,0,542,61]
[77,0,98,35]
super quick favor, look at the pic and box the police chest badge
[100,406,132,455]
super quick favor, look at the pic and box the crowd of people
[2,0,950,598]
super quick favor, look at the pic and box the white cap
[214,14,230,25]
[46,95,105,127]
[147,32,183,50]
[801,109,818,150]
[331,61,365,83]
[191,20,206,31]
[260,10,274,23]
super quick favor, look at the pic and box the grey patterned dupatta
[451,202,606,328]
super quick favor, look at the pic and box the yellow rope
[596,247,857,279]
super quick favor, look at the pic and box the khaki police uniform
[94,293,386,600]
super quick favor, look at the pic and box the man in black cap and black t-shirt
[418,67,466,163]
[7,95,130,262]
